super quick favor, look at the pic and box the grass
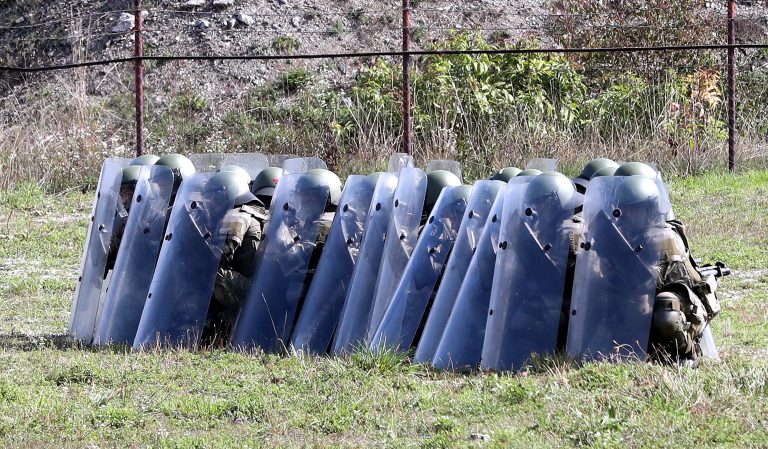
[0,170,766,447]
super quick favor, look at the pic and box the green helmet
[579,158,618,180]
[155,154,196,182]
[121,165,142,185]
[208,171,251,204]
[615,162,657,178]
[251,166,283,197]
[616,176,660,207]
[590,165,618,179]
[516,168,543,177]
[425,170,462,213]
[217,164,251,187]
[525,172,576,210]
[307,168,343,207]
[130,154,160,166]
[490,167,522,182]
[367,171,385,184]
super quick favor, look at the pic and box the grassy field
[0,170,766,448]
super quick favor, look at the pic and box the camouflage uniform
[208,202,269,331]
[650,220,721,359]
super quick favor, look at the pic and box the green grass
[0,170,766,447]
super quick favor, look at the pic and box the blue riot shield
[289,175,377,354]
[93,165,174,345]
[133,173,235,348]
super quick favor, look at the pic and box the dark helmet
[489,167,522,182]
[615,162,657,178]
[130,154,160,166]
[578,158,619,180]
[251,167,283,198]
[425,170,462,213]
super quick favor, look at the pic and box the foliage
[271,35,301,53]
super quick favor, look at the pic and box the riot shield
[525,158,558,172]
[700,324,720,360]
[220,153,269,178]
[230,173,331,352]
[366,167,428,337]
[413,180,505,363]
[282,157,327,175]
[481,178,579,371]
[431,192,506,370]
[566,176,667,361]
[388,153,415,172]
[188,153,227,172]
[266,154,297,167]
[93,165,175,345]
[426,160,462,181]
[290,175,377,354]
[331,173,400,355]
[133,173,235,349]
[68,157,130,343]
[370,185,471,352]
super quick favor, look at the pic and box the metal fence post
[727,0,736,172]
[402,0,412,155]
[134,0,145,157]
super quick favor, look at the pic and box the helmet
[208,171,251,204]
[489,167,522,182]
[155,154,196,182]
[590,165,618,179]
[367,171,385,183]
[425,170,462,213]
[307,168,343,207]
[121,165,142,185]
[525,172,576,210]
[578,158,618,180]
[616,176,660,207]
[217,164,251,186]
[615,162,657,178]
[614,176,661,234]
[516,168,543,177]
[251,167,283,198]
[130,154,160,166]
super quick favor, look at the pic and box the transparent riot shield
[331,173,400,355]
[370,185,471,352]
[289,175,377,354]
[699,325,720,360]
[481,179,579,371]
[431,192,506,370]
[388,153,415,172]
[220,153,269,178]
[566,176,667,361]
[282,157,327,175]
[230,173,331,353]
[413,180,505,363]
[68,157,130,343]
[188,153,227,173]
[366,167,428,337]
[93,165,174,345]
[525,158,558,172]
[266,154,296,167]
[426,159,462,181]
[133,173,235,349]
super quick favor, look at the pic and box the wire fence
[1,0,767,186]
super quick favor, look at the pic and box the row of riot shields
[70,155,713,370]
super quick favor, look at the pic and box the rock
[181,0,206,8]
[225,18,237,29]
[112,12,135,33]
[291,16,302,27]
[196,19,211,29]
[213,0,234,6]
[235,12,255,26]
[469,433,491,442]
[13,16,26,25]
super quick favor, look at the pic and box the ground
[0,169,766,448]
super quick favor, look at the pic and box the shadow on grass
[0,333,131,354]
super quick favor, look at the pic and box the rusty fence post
[727,0,736,172]
[402,0,412,155]
[134,0,145,157]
